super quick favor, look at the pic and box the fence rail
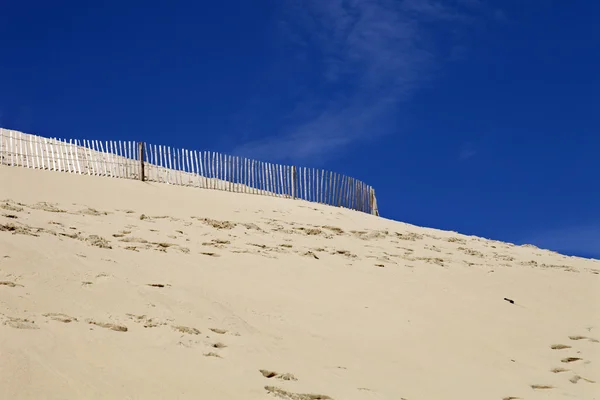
[0,128,379,215]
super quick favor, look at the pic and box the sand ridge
[0,166,599,399]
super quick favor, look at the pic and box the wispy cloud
[523,225,600,260]
[233,0,495,163]
[459,141,478,160]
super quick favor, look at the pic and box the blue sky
[1,1,598,258]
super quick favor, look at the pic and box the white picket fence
[0,128,379,215]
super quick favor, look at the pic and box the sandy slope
[0,166,598,400]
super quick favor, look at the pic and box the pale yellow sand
[0,166,598,400]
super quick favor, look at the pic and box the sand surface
[0,166,598,399]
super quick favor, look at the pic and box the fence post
[138,142,145,181]
[292,166,297,199]
[370,187,379,216]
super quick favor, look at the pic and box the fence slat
[180,148,184,183]
[33,135,40,169]
[159,145,164,182]
[29,135,36,169]
[310,167,313,201]
[210,151,215,190]
[275,163,280,196]
[175,147,179,184]
[10,131,19,167]
[67,139,73,173]
[33,136,44,169]
[208,151,212,189]
[250,159,255,194]
[190,149,196,182]
[263,161,268,195]
[111,141,117,177]
[151,144,156,181]
[57,138,65,172]
[46,138,54,171]
[35,135,42,170]
[99,140,106,176]
[194,150,200,187]
[25,135,35,169]
[157,145,163,182]
[118,140,123,177]
[59,138,66,172]
[232,156,236,192]
[10,131,15,166]
[266,163,272,195]
[161,145,165,182]
[258,160,263,195]
[107,141,113,177]
[70,139,75,173]
[272,163,277,196]
[199,151,205,188]
[21,132,26,168]
[103,141,109,176]
[41,137,48,170]
[119,140,124,176]
[125,141,130,177]
[91,141,98,176]
[273,163,278,196]
[48,138,55,171]
[58,139,71,173]
[336,174,343,207]
[44,137,50,170]
[106,141,112,177]
[236,156,240,192]
[166,146,172,184]
[23,133,30,168]
[226,154,231,191]
[10,131,20,167]
[74,140,81,174]
[89,140,98,176]
[202,151,207,188]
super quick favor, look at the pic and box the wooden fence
[0,128,379,215]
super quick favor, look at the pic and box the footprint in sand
[569,375,596,384]
[569,335,599,343]
[550,344,571,350]
[86,319,128,332]
[127,314,166,328]
[43,313,78,323]
[3,316,38,329]
[531,384,553,390]
[172,325,201,335]
[259,370,298,381]
[0,281,22,288]
[561,357,583,363]
[147,283,171,288]
[264,386,331,400]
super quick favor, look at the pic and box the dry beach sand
[0,166,599,400]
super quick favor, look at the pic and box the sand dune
[0,166,598,399]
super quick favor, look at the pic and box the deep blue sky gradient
[1,1,598,258]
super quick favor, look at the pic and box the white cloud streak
[234,0,490,163]
[524,225,600,260]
